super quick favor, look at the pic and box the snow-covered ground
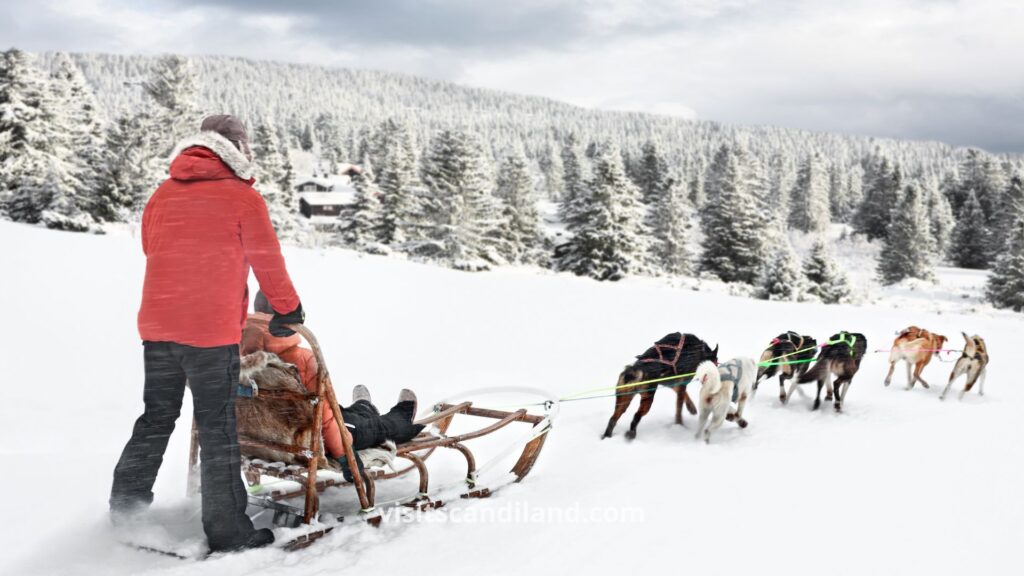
[1,220,1021,576]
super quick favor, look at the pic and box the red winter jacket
[137,139,300,347]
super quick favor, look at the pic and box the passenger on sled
[243,292,425,479]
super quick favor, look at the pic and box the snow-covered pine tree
[495,148,543,263]
[251,120,301,240]
[844,166,865,223]
[985,198,1024,312]
[924,179,955,258]
[558,133,587,223]
[758,237,804,301]
[0,49,90,230]
[855,156,901,241]
[635,140,670,205]
[556,144,647,281]
[802,239,852,304]
[950,189,992,269]
[699,144,765,284]
[341,158,385,250]
[828,162,852,223]
[419,129,509,268]
[141,54,200,148]
[990,174,1024,258]
[50,52,108,223]
[537,142,564,201]
[953,149,1007,222]
[688,168,706,210]
[765,153,793,228]
[877,183,936,284]
[647,176,692,275]
[788,152,830,232]
[373,118,419,245]
[93,113,148,220]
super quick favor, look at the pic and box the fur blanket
[235,351,400,472]
[236,351,325,467]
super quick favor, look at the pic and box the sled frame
[186,324,550,525]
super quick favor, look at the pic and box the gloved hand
[269,303,304,337]
[336,452,365,483]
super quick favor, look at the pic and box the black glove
[268,303,304,337]
[336,452,365,483]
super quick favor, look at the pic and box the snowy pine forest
[2,49,1024,312]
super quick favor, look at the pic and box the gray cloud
[2,0,1022,152]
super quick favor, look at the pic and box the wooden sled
[186,324,554,527]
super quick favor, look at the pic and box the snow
[1,219,1022,576]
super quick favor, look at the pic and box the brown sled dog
[602,333,719,440]
[235,350,329,468]
[883,326,948,390]
[940,333,989,401]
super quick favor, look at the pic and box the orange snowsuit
[240,313,347,458]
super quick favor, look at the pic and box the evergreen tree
[878,184,936,284]
[828,162,851,223]
[924,180,955,258]
[141,55,199,148]
[635,140,670,205]
[648,177,692,275]
[986,201,1024,312]
[93,114,148,221]
[758,238,803,301]
[420,129,509,267]
[342,159,384,248]
[556,145,647,281]
[699,144,765,284]
[954,149,1006,221]
[788,153,830,232]
[855,157,901,241]
[803,239,852,304]
[374,118,419,244]
[537,142,564,201]
[558,133,587,223]
[50,52,108,222]
[765,153,793,227]
[950,189,992,269]
[495,149,542,263]
[990,175,1024,257]
[0,49,90,230]
[251,120,300,240]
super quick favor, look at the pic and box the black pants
[110,342,255,550]
[343,400,423,451]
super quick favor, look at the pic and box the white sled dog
[694,358,756,443]
[940,333,990,401]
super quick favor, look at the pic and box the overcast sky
[3,0,1022,152]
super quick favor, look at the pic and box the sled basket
[186,324,554,526]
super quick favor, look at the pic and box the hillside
[40,51,996,175]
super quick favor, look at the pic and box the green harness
[827,332,857,356]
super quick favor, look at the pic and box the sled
[185,325,555,528]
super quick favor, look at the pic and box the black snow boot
[381,401,426,444]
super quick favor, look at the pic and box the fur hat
[200,114,252,161]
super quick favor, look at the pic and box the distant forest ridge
[37,51,1017,174]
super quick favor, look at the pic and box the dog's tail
[696,360,722,396]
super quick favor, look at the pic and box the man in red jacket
[110,115,304,552]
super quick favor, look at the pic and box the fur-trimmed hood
[170,130,253,180]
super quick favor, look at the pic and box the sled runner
[185,325,555,528]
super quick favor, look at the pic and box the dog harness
[827,332,858,356]
[718,359,746,402]
[638,334,687,374]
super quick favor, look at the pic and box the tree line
[2,49,1023,312]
